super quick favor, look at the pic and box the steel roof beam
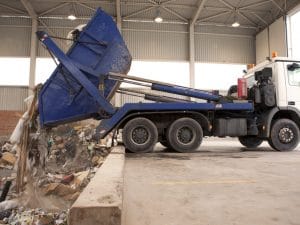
[217,0,234,10]
[123,6,155,19]
[238,11,259,26]
[240,0,272,10]
[161,6,188,22]
[198,11,231,22]
[191,0,208,25]
[39,2,70,16]
[270,0,284,12]
[76,2,96,12]
[20,0,37,18]
[250,11,268,26]
[0,3,26,14]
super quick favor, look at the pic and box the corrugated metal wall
[0,86,28,111]
[256,29,269,64]
[0,16,255,110]
[195,33,255,64]
[123,29,189,61]
[0,17,255,64]
[122,21,255,63]
[0,17,31,57]
[255,16,287,64]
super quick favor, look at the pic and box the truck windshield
[287,63,300,86]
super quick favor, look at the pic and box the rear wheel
[123,117,158,153]
[238,136,263,148]
[166,118,203,153]
[269,119,299,151]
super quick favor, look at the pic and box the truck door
[285,62,300,111]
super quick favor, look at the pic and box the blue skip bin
[37,8,132,127]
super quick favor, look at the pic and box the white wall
[256,29,269,64]
[287,6,300,59]
[256,17,287,63]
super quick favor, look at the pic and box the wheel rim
[177,126,195,144]
[278,127,294,143]
[131,126,149,145]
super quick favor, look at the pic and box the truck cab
[244,57,300,111]
[240,57,300,151]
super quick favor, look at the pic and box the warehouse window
[287,8,300,59]
[195,63,246,91]
[121,61,189,87]
[35,58,57,84]
[35,59,190,87]
[0,58,30,86]
[0,58,246,92]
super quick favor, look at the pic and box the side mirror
[287,63,300,71]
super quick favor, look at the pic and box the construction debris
[0,117,115,224]
[0,152,16,166]
[0,207,68,225]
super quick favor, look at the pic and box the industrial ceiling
[0,0,299,34]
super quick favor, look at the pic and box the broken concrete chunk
[54,136,63,144]
[0,152,16,165]
[36,214,54,225]
[73,125,83,131]
[91,156,99,166]
[63,191,80,202]
[72,170,89,189]
[43,183,60,195]
[1,143,13,152]
[97,156,105,167]
[55,184,77,196]
[43,183,76,197]
[0,200,18,211]
[57,143,65,150]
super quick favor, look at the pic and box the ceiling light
[154,9,163,23]
[68,14,77,20]
[154,16,163,23]
[232,21,240,27]
[232,14,240,27]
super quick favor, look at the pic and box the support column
[116,0,122,32]
[114,0,122,107]
[28,18,38,96]
[189,23,195,89]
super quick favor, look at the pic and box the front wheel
[269,119,299,151]
[123,117,158,153]
[166,117,203,153]
[238,136,263,148]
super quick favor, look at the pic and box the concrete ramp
[69,146,125,225]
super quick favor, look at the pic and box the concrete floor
[122,138,300,225]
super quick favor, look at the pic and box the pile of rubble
[0,122,115,224]
[0,205,68,225]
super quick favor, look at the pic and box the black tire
[267,139,276,150]
[269,119,300,151]
[122,117,158,153]
[238,136,263,148]
[166,118,203,153]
